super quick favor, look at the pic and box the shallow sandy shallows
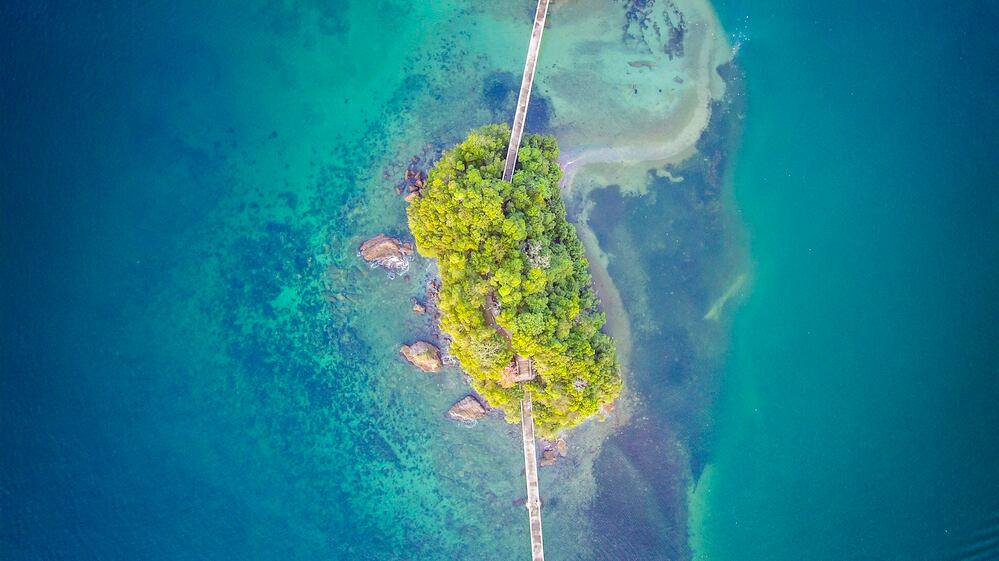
[542,0,731,177]
[520,0,735,556]
[537,0,733,368]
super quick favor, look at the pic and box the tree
[408,124,621,436]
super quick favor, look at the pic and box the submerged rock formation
[411,298,426,314]
[400,341,443,372]
[359,234,412,272]
[540,449,557,466]
[539,437,568,467]
[447,395,487,422]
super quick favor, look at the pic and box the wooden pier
[502,0,551,182]
[520,390,545,561]
[503,2,551,559]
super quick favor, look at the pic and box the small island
[407,124,622,437]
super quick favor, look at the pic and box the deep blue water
[1,5,318,557]
[1,2,537,559]
[2,2,617,559]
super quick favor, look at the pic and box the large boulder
[400,341,442,372]
[447,395,487,423]
[359,234,413,272]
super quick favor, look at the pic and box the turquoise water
[1,2,535,558]
[3,1,997,560]
[4,1,728,559]
[696,1,999,559]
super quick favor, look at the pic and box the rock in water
[538,437,567,467]
[447,396,487,422]
[555,438,568,457]
[400,341,443,372]
[540,448,558,466]
[359,234,413,272]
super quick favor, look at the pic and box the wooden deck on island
[515,355,536,382]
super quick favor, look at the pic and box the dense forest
[407,124,620,436]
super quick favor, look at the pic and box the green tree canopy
[408,124,621,436]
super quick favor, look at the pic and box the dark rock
[540,448,558,466]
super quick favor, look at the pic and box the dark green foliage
[408,124,621,436]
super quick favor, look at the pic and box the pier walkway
[502,0,551,182]
[503,2,550,558]
[520,390,545,561]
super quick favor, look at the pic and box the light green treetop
[408,124,621,436]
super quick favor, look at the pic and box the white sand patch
[541,0,732,194]
[539,0,735,371]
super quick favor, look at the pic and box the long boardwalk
[505,2,550,558]
[520,391,545,561]
[502,0,551,182]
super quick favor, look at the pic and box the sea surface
[2,1,997,561]
[693,1,999,560]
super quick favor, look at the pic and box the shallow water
[9,1,991,559]
[1,1,735,560]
